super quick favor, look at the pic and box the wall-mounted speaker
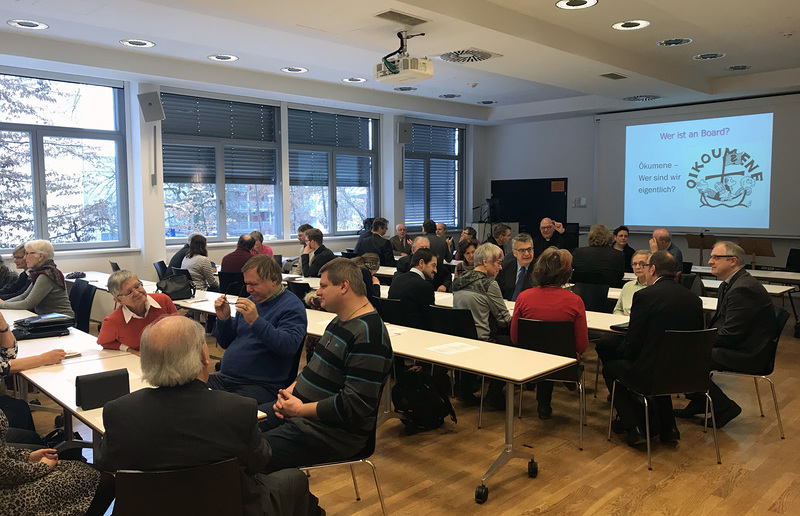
[397,122,412,144]
[137,91,165,122]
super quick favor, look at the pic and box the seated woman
[181,234,219,291]
[0,255,18,292]
[0,245,30,301]
[96,270,178,355]
[571,224,625,287]
[454,238,478,278]
[511,247,589,419]
[249,230,274,257]
[613,225,636,273]
[0,240,73,317]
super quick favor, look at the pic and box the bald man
[533,217,567,256]
[649,229,684,268]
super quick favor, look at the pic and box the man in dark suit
[422,219,450,264]
[396,237,452,292]
[389,223,412,256]
[675,241,776,428]
[533,217,566,256]
[95,316,321,516]
[603,251,704,447]
[495,233,536,301]
[388,248,437,330]
[355,217,396,266]
[485,223,511,253]
[301,228,335,277]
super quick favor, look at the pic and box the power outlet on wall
[572,197,587,208]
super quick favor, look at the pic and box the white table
[692,265,800,285]
[66,271,158,294]
[622,272,793,296]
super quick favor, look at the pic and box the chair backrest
[153,261,170,281]
[375,297,407,326]
[341,251,359,259]
[571,282,610,313]
[75,282,97,333]
[762,305,791,375]
[171,268,193,281]
[68,279,88,315]
[642,328,718,395]
[516,319,576,358]
[272,254,282,266]
[677,272,706,297]
[682,261,693,274]
[218,271,245,297]
[113,458,242,516]
[109,261,121,272]
[786,248,800,272]
[570,270,605,285]
[285,281,311,300]
[428,305,479,340]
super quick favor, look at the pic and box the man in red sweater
[221,234,257,273]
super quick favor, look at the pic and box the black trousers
[603,359,676,432]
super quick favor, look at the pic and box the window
[288,109,378,235]
[403,123,463,228]
[161,94,279,240]
[0,74,127,250]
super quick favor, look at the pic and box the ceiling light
[439,94,461,99]
[692,52,726,61]
[726,64,751,71]
[555,0,597,10]
[394,86,417,91]
[623,95,662,102]
[7,19,48,30]
[281,66,308,74]
[657,37,692,47]
[342,77,367,83]
[478,100,497,105]
[208,54,238,62]
[120,39,155,48]
[612,20,650,31]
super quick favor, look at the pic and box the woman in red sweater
[97,271,177,355]
[511,247,588,419]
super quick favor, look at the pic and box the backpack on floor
[392,370,457,435]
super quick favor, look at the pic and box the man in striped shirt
[261,258,393,472]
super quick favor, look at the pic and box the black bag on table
[155,275,195,300]
[391,370,457,435]
[12,313,73,340]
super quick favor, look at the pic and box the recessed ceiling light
[693,52,726,61]
[120,38,155,48]
[394,86,418,91]
[612,20,650,31]
[478,100,497,105]
[439,94,461,99]
[726,64,752,71]
[623,95,662,102]
[555,0,598,10]
[657,37,692,47]
[7,19,48,30]
[281,66,308,74]
[208,54,238,62]
[342,77,367,83]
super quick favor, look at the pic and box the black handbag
[13,312,74,340]
[75,368,130,410]
[156,275,196,300]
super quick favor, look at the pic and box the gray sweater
[181,255,219,291]
[452,269,510,341]
[2,275,74,317]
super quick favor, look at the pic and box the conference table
[621,272,794,296]
[692,265,800,285]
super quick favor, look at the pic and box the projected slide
[624,113,773,228]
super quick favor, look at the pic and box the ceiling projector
[374,30,433,84]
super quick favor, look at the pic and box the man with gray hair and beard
[95,315,323,516]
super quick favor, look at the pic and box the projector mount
[382,30,426,74]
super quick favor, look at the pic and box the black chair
[710,305,790,439]
[571,282,610,396]
[113,458,242,516]
[516,319,585,450]
[570,270,605,285]
[219,271,245,297]
[607,328,721,470]
[69,279,97,333]
[677,272,706,297]
[286,281,312,301]
[273,254,282,266]
[375,297,407,326]
[341,251,359,259]
[153,260,170,281]
[785,249,800,272]
[171,267,193,281]
[109,261,121,272]
[682,261,693,274]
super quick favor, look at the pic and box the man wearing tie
[495,233,536,301]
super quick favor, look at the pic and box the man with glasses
[674,241,776,428]
[495,233,536,301]
[533,218,567,257]
[97,270,178,355]
[210,255,307,404]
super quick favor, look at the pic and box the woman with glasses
[96,270,177,355]
[0,240,73,317]
[613,250,652,316]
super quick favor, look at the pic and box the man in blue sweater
[210,255,307,404]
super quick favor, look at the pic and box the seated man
[388,248,437,330]
[389,223,412,256]
[396,237,452,292]
[675,241,776,428]
[261,258,392,472]
[533,218,566,257]
[288,224,314,275]
[95,316,321,516]
[301,228,335,278]
[422,219,450,264]
[649,229,684,269]
[355,217,396,266]
[221,234,256,273]
[484,223,511,252]
[210,255,307,404]
[603,251,703,447]
[495,233,536,301]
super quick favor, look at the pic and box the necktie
[512,266,527,301]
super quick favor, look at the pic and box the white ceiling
[1,0,799,124]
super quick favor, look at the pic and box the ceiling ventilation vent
[374,10,429,27]
[437,48,503,63]
[600,72,628,80]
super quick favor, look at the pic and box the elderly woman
[613,225,636,273]
[181,234,219,291]
[511,247,589,419]
[0,241,73,317]
[0,245,28,300]
[249,230,274,257]
[454,238,478,277]
[96,270,178,355]
[571,224,625,287]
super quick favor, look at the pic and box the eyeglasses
[632,261,649,268]
[539,225,554,230]
[513,246,533,255]
[709,254,735,260]
[117,281,143,298]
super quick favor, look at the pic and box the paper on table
[427,342,480,355]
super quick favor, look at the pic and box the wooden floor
[29,307,800,515]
